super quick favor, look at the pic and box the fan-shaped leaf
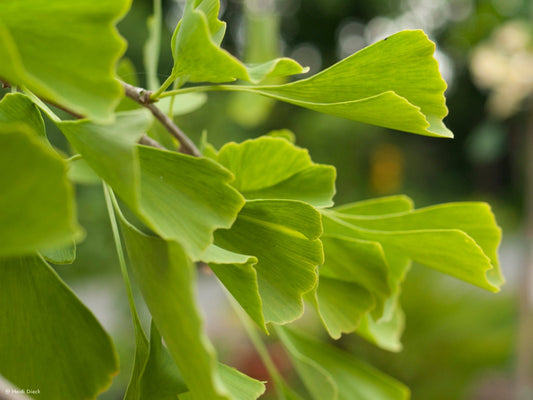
[0,254,118,400]
[215,199,323,325]
[216,136,336,207]
[0,0,131,122]
[117,210,263,400]
[276,327,410,400]
[0,122,81,256]
[169,0,305,85]
[58,110,244,260]
[240,30,451,137]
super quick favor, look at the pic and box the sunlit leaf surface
[0,0,131,121]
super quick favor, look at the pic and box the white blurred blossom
[470,21,533,118]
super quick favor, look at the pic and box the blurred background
[47,0,533,399]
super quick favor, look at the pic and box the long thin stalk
[103,184,142,329]
[227,296,287,399]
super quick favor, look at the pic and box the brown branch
[121,81,201,157]
[139,135,166,150]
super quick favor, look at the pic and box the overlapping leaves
[0,95,81,257]
[57,110,244,260]
[169,0,306,85]
[313,195,502,349]
[0,0,130,121]
[276,327,410,400]
[116,203,264,400]
[246,30,451,137]
[201,137,335,327]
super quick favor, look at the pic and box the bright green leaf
[213,364,266,400]
[0,122,81,256]
[216,137,336,207]
[276,327,410,400]
[334,195,414,216]
[58,110,244,260]
[243,30,451,137]
[313,235,392,338]
[40,241,76,265]
[0,93,45,138]
[0,254,118,400]
[215,199,323,325]
[312,276,375,340]
[335,202,503,288]
[68,158,101,185]
[0,0,131,122]
[356,306,405,353]
[321,206,501,292]
[137,322,188,400]
[169,0,305,85]
[118,210,262,400]
[202,244,265,331]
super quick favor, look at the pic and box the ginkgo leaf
[0,122,81,256]
[117,208,263,400]
[202,244,265,331]
[356,306,405,353]
[312,276,375,340]
[0,93,45,138]
[321,200,502,292]
[58,110,244,260]
[313,235,392,339]
[169,0,305,85]
[40,241,76,265]
[0,254,118,400]
[334,195,414,215]
[214,199,323,325]
[335,202,503,287]
[216,136,336,207]
[232,30,451,137]
[0,0,131,122]
[276,326,410,400]
[125,320,187,400]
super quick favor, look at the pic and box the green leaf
[40,241,76,265]
[356,306,405,353]
[0,254,118,400]
[212,364,266,400]
[312,276,375,340]
[216,137,336,207]
[202,245,265,331]
[276,327,410,400]
[214,199,323,325]
[155,94,208,116]
[334,195,414,215]
[313,235,392,339]
[58,110,244,260]
[0,93,45,138]
[68,158,102,185]
[169,0,305,85]
[126,321,188,400]
[117,210,263,400]
[329,202,503,291]
[242,30,451,137]
[0,122,81,256]
[0,0,131,122]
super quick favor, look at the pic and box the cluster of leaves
[0,0,503,399]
